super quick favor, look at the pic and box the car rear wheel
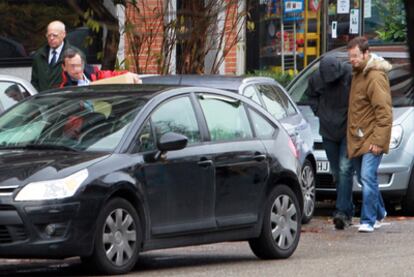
[249,184,301,259]
[83,198,141,275]
[301,160,316,224]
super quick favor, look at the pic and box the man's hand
[369,144,383,155]
[127,72,142,84]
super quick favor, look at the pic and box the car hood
[0,150,109,188]
[299,106,412,144]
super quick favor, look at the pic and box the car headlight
[15,169,88,201]
[389,125,403,149]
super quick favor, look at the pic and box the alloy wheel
[270,194,298,249]
[102,208,137,266]
[301,164,316,218]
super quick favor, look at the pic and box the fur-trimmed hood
[363,53,393,75]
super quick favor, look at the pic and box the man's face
[46,25,65,49]
[348,46,369,69]
[6,90,22,102]
[62,54,85,81]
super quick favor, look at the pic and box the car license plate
[317,161,330,173]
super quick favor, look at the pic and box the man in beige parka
[346,36,393,233]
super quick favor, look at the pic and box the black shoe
[333,213,347,230]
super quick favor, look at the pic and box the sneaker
[358,223,374,233]
[374,211,387,229]
[333,213,346,230]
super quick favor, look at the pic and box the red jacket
[59,64,128,87]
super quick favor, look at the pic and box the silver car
[287,44,414,212]
[0,74,37,112]
[142,75,317,223]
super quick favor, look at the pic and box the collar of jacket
[362,53,393,75]
[39,39,69,59]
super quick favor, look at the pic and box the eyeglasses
[46,33,60,39]
[348,53,363,59]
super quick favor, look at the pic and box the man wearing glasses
[31,20,76,91]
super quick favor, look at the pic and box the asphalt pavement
[1,202,414,276]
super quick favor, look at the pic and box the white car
[0,74,37,113]
[287,44,414,213]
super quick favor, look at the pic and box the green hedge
[244,70,294,87]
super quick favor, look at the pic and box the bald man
[31,21,78,91]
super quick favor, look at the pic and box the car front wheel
[249,184,301,259]
[83,198,142,275]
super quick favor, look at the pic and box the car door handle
[253,154,267,162]
[198,159,213,167]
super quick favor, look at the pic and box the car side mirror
[157,132,188,152]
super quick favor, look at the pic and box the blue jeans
[323,137,354,218]
[352,153,386,226]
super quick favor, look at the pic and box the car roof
[41,84,176,97]
[39,83,261,104]
[141,75,278,91]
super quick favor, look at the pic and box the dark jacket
[31,39,73,92]
[305,56,352,142]
[347,54,393,158]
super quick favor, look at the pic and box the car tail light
[288,137,298,159]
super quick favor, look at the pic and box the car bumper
[0,197,101,258]
[314,147,412,199]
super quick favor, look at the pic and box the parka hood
[363,53,393,75]
[319,55,344,83]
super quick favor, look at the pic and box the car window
[0,81,30,111]
[255,84,287,120]
[0,95,146,152]
[288,62,319,103]
[151,96,201,144]
[135,120,156,152]
[388,63,414,107]
[199,95,252,141]
[249,108,276,139]
[242,85,262,105]
[270,85,297,116]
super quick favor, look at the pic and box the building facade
[0,0,406,80]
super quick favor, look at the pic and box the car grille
[0,225,27,243]
[316,174,335,189]
[0,185,18,196]
[0,205,28,244]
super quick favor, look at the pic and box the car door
[135,95,216,236]
[196,93,269,228]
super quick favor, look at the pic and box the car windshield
[289,57,413,108]
[0,94,147,152]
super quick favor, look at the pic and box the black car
[141,75,317,224]
[0,84,303,275]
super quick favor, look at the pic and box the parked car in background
[141,75,317,223]
[287,44,414,213]
[0,74,36,112]
[0,84,303,275]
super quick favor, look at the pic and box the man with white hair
[31,20,77,91]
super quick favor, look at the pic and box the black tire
[300,159,316,224]
[402,169,414,214]
[83,198,142,275]
[249,184,301,259]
